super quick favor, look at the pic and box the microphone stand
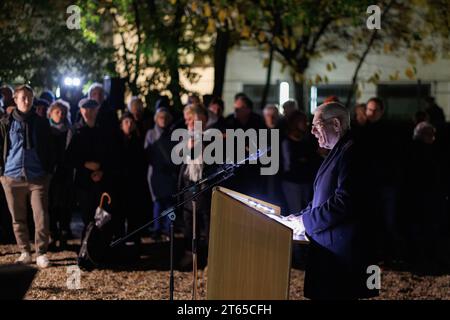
[110,148,269,300]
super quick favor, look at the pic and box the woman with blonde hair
[178,105,213,269]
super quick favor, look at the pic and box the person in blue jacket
[287,101,379,300]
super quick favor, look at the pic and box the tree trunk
[345,0,394,108]
[261,44,274,109]
[167,3,184,110]
[212,29,230,98]
[168,53,182,110]
[293,80,305,112]
[291,69,306,112]
[345,29,378,108]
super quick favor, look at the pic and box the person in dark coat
[206,97,226,132]
[39,90,56,105]
[225,95,265,131]
[66,98,119,232]
[0,85,14,109]
[74,83,119,132]
[47,99,75,249]
[259,104,285,208]
[361,97,405,262]
[33,98,50,118]
[281,110,321,213]
[403,121,450,272]
[351,103,367,134]
[156,95,183,131]
[224,95,265,198]
[144,108,178,240]
[262,104,281,130]
[127,96,154,142]
[287,102,379,300]
[424,96,446,131]
[116,113,151,245]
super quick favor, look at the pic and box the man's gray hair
[88,82,104,98]
[282,99,297,113]
[263,104,279,115]
[413,121,435,140]
[317,102,351,131]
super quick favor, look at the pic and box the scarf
[49,118,70,133]
[185,161,203,183]
[184,140,204,182]
[50,119,73,149]
[12,108,35,149]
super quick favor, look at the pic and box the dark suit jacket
[298,131,379,300]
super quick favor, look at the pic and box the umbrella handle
[99,192,111,208]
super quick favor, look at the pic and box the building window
[243,84,279,110]
[377,83,431,120]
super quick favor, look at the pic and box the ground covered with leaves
[0,239,449,300]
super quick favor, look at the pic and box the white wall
[222,45,292,115]
[218,46,450,120]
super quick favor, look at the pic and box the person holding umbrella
[66,98,119,234]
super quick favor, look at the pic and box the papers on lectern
[265,213,309,242]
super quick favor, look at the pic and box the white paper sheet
[265,214,309,242]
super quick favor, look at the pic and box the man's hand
[284,214,305,235]
[85,161,101,171]
[91,170,103,182]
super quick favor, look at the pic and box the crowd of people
[0,82,449,273]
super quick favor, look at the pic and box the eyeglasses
[311,118,334,130]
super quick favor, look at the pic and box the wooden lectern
[206,187,308,300]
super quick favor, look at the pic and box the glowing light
[64,77,73,86]
[279,81,290,107]
[310,86,318,114]
[64,76,82,87]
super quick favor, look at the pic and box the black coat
[225,112,266,131]
[299,132,379,299]
[65,122,119,190]
[49,125,75,208]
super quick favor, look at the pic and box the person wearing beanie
[39,90,56,105]
[33,98,50,118]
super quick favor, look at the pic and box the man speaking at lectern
[287,102,379,300]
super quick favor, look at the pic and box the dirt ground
[1,239,449,300]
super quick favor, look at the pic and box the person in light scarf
[178,105,212,269]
